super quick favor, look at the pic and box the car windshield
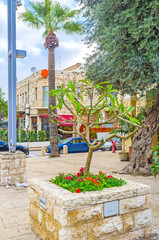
[60,138,73,144]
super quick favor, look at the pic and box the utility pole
[7,0,26,152]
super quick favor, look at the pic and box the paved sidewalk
[0,151,159,239]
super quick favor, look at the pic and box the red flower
[106,175,113,179]
[79,167,85,173]
[77,172,81,177]
[76,189,81,193]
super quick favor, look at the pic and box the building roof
[63,63,82,71]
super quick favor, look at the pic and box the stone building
[16,63,120,139]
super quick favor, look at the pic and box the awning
[39,115,74,126]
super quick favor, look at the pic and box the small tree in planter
[50,79,141,177]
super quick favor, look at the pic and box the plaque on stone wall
[39,195,47,209]
[104,200,119,217]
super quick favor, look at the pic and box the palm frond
[18,8,44,29]
[63,21,83,35]
[18,0,82,36]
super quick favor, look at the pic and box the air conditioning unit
[22,104,26,110]
[26,108,30,114]
[26,103,30,109]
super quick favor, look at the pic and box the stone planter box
[0,152,26,186]
[28,178,152,240]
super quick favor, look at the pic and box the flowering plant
[51,167,126,193]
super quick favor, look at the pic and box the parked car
[0,140,29,156]
[101,138,122,151]
[46,137,95,154]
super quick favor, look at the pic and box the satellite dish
[31,67,36,73]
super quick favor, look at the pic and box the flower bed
[51,167,126,193]
[29,176,152,240]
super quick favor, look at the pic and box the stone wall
[28,178,152,240]
[0,152,26,186]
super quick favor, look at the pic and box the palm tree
[19,0,82,157]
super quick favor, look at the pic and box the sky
[0,0,93,98]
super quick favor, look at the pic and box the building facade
[16,64,121,139]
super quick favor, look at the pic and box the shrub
[37,130,47,141]
[27,130,37,142]
[151,142,159,177]
[51,167,126,193]
[0,129,5,141]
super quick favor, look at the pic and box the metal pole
[11,0,17,152]
[7,0,12,151]
[19,118,21,143]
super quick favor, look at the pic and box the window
[22,93,24,104]
[79,138,85,143]
[35,87,38,100]
[25,92,27,103]
[72,139,80,144]
[43,86,48,107]
[17,95,19,107]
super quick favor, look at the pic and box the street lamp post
[7,0,26,152]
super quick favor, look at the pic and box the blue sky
[0,0,93,98]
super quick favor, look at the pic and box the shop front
[39,115,74,139]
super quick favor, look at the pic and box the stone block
[29,203,39,221]
[1,176,12,186]
[135,209,152,229]
[66,204,103,226]
[28,187,39,204]
[1,169,8,176]
[119,195,147,214]
[122,212,135,233]
[1,162,11,170]
[59,224,87,240]
[108,229,145,240]
[88,216,123,240]
[30,217,47,240]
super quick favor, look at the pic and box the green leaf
[127,116,140,125]
[59,98,63,110]
[120,103,125,112]
[127,106,135,113]
[77,102,81,114]
[50,105,58,110]
[69,92,75,102]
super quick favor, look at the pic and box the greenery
[78,0,159,95]
[50,79,141,177]
[90,132,97,139]
[19,0,82,157]
[151,143,159,177]
[51,167,126,193]
[37,130,47,141]
[0,88,8,121]
[27,130,37,142]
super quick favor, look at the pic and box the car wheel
[110,146,112,151]
[59,148,63,154]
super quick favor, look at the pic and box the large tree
[0,88,8,122]
[77,0,159,174]
[19,0,82,157]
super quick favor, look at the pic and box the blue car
[46,137,94,154]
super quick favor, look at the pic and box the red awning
[39,115,74,126]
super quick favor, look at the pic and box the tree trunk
[84,147,93,177]
[48,46,59,157]
[121,90,159,175]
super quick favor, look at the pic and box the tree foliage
[19,0,82,37]
[77,0,159,95]
[0,88,8,121]
[49,79,141,177]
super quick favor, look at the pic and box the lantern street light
[7,0,27,152]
